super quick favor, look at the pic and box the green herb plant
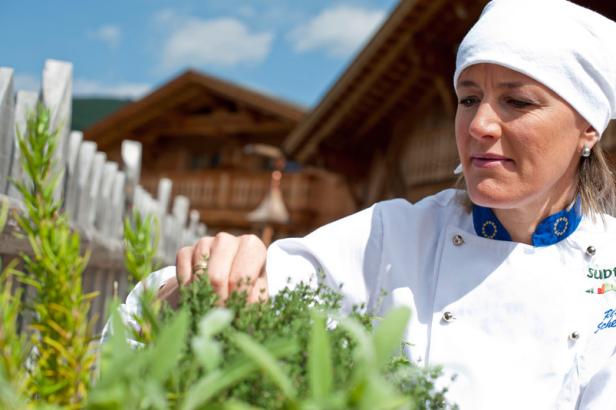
[120,208,163,346]
[0,196,31,410]
[0,104,98,408]
[123,210,160,286]
[91,272,456,410]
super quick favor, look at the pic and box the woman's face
[455,63,597,210]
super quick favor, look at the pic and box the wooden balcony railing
[141,170,315,231]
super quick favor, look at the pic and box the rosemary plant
[123,210,160,286]
[12,104,97,408]
[0,197,30,410]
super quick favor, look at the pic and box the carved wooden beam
[91,86,204,149]
[148,116,291,139]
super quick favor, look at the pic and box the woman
[126,0,616,408]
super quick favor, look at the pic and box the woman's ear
[582,124,599,149]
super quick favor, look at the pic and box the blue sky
[0,0,398,107]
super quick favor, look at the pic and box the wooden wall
[362,96,616,208]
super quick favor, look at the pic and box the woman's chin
[466,182,522,209]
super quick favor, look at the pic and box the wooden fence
[0,195,129,333]
[0,59,204,332]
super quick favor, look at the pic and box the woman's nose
[468,102,502,140]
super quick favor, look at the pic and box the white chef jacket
[120,189,616,409]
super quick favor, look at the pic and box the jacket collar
[472,197,582,247]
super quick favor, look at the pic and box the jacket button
[442,311,455,322]
[452,234,464,246]
[586,246,596,256]
[569,331,580,341]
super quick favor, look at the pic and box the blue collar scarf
[472,198,582,247]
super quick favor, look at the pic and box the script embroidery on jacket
[595,308,616,333]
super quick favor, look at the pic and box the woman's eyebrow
[458,80,527,89]
[497,81,525,89]
[458,80,479,88]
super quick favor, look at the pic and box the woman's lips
[471,154,513,168]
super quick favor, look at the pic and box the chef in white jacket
[124,1,616,408]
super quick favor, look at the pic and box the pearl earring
[582,145,591,158]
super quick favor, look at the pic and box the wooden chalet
[285,0,616,210]
[85,70,356,236]
[85,0,616,239]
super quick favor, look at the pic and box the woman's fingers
[229,234,267,294]
[206,233,241,302]
[171,233,268,306]
[190,237,215,279]
[248,274,269,304]
[157,276,181,308]
[176,246,195,286]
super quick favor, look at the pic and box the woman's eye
[506,98,532,108]
[458,97,478,107]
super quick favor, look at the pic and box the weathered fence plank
[72,141,96,223]
[1,60,209,333]
[78,151,106,233]
[94,161,119,238]
[7,91,38,200]
[109,169,126,239]
[121,140,142,211]
[0,68,14,195]
[42,60,72,203]
[64,130,83,218]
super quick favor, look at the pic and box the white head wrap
[454,0,616,136]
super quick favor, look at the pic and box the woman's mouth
[471,154,513,168]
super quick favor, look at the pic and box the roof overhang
[85,70,306,150]
[284,0,616,168]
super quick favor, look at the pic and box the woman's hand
[157,233,269,306]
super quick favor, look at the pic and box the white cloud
[158,15,273,69]
[288,6,386,58]
[153,9,178,26]
[13,73,40,92]
[237,5,256,18]
[73,79,151,98]
[12,74,148,98]
[90,25,122,49]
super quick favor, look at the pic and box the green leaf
[223,400,262,410]
[373,307,411,368]
[0,197,8,232]
[338,315,374,365]
[191,309,233,372]
[147,309,189,381]
[86,383,125,408]
[180,339,297,410]
[99,308,133,377]
[357,374,411,410]
[232,332,297,400]
[181,363,257,410]
[142,380,169,410]
[198,308,233,338]
[308,311,333,401]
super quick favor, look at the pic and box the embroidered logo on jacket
[585,267,616,294]
[595,308,616,333]
[587,267,615,280]
[586,283,616,294]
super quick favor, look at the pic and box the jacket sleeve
[100,266,176,344]
[103,203,384,339]
[266,203,384,312]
